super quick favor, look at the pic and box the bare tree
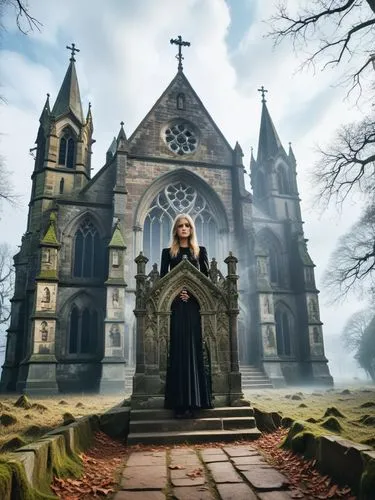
[0,0,41,34]
[0,155,16,211]
[0,243,14,326]
[342,308,373,350]
[313,114,375,207]
[324,203,375,300]
[355,315,375,380]
[268,0,375,98]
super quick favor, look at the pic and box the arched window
[277,166,290,194]
[58,130,75,169]
[275,308,292,356]
[68,304,98,355]
[143,182,218,266]
[257,230,284,287]
[73,219,102,278]
[59,178,64,194]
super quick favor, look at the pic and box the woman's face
[176,218,191,240]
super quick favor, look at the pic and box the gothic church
[0,41,332,393]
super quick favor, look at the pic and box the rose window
[164,122,198,155]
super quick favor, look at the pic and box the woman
[160,213,213,418]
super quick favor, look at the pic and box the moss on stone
[14,395,32,410]
[323,406,346,418]
[0,462,12,500]
[360,459,375,499]
[0,413,17,426]
[360,401,375,408]
[23,425,51,438]
[0,456,56,500]
[281,416,294,428]
[321,416,342,432]
[1,436,27,452]
[44,436,82,479]
[62,412,76,425]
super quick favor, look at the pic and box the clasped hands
[180,287,190,302]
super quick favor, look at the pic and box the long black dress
[160,246,213,413]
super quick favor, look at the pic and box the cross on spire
[257,85,268,103]
[66,43,80,62]
[170,35,191,71]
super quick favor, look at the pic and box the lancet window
[73,219,102,278]
[275,308,292,356]
[58,129,75,169]
[68,305,98,355]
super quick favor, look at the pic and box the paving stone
[216,483,258,500]
[206,461,242,483]
[113,492,166,500]
[199,447,226,456]
[170,455,201,466]
[127,451,166,466]
[201,454,228,463]
[223,446,257,457]
[241,467,290,490]
[121,465,167,489]
[171,448,196,456]
[231,455,268,466]
[236,463,272,472]
[172,485,214,499]
[170,465,206,487]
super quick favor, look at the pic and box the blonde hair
[170,213,200,258]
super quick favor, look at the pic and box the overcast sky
[0,0,370,380]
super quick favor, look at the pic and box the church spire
[256,87,284,163]
[51,44,84,124]
[39,93,50,124]
[116,121,129,152]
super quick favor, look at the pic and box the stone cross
[170,35,191,71]
[66,43,80,62]
[257,85,268,103]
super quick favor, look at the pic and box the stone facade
[0,53,332,393]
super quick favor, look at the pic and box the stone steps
[240,365,273,390]
[127,407,261,445]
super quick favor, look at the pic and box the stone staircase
[127,407,261,445]
[124,366,135,393]
[240,364,273,390]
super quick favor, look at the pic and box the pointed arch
[277,165,291,194]
[58,126,76,169]
[73,218,102,278]
[256,228,284,286]
[274,301,294,356]
[134,168,230,265]
[65,292,101,356]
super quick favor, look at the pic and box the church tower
[251,88,332,385]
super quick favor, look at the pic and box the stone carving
[40,321,48,342]
[112,251,119,267]
[263,296,272,315]
[266,325,275,348]
[313,326,321,343]
[112,288,120,308]
[309,298,319,320]
[42,248,50,263]
[38,344,50,354]
[109,324,121,347]
[41,287,50,303]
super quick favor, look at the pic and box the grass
[0,393,127,454]
[244,385,375,447]
[1,386,374,454]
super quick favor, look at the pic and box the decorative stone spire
[40,212,59,247]
[51,45,84,124]
[256,89,285,163]
[234,141,243,164]
[116,121,129,152]
[288,141,296,165]
[106,136,117,162]
[39,93,51,124]
[109,219,126,249]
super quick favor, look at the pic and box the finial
[170,35,191,71]
[66,43,80,62]
[257,85,268,103]
[89,102,92,109]
[120,121,124,127]
[47,93,50,98]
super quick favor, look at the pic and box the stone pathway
[113,444,307,499]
